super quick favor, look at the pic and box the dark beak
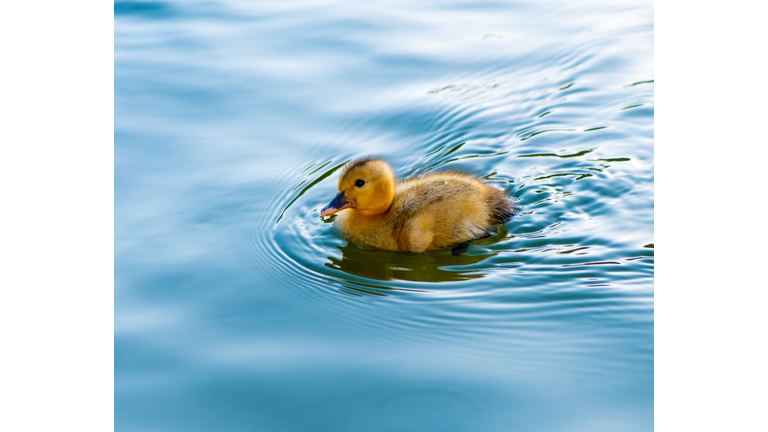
[320,191,352,217]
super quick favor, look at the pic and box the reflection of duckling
[320,157,516,252]
[327,240,494,282]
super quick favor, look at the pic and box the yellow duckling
[320,157,516,252]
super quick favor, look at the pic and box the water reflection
[326,235,503,284]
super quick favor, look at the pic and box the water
[115,0,653,430]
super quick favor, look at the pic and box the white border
[657,1,768,431]
[0,1,114,430]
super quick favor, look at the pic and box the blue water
[115,0,653,430]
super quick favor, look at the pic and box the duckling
[320,157,516,253]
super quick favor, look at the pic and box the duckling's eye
[355,179,365,187]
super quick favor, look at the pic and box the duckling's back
[390,172,515,252]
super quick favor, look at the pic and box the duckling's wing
[392,211,435,253]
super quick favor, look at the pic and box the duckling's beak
[320,191,352,217]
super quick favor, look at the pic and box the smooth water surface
[116,0,653,430]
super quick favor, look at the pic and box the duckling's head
[321,157,395,217]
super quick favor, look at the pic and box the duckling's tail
[489,194,519,225]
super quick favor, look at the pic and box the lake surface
[115,0,654,430]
